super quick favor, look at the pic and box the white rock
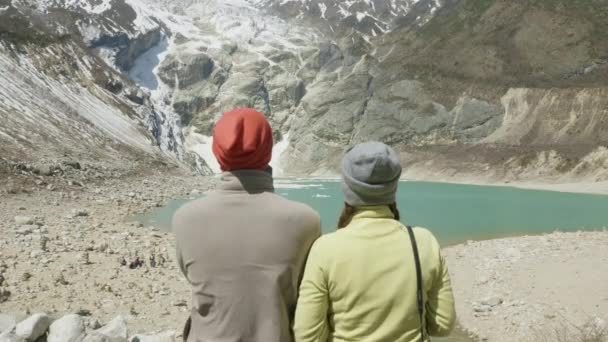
[14,216,33,225]
[0,332,20,342]
[0,314,16,335]
[88,320,102,330]
[473,305,492,313]
[83,332,127,342]
[96,316,127,340]
[48,314,85,342]
[16,313,50,341]
[481,296,503,307]
[130,331,175,342]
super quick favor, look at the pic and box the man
[173,108,321,342]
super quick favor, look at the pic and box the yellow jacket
[294,206,456,342]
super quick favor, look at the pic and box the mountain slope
[249,0,441,35]
[1,0,607,183]
[0,0,202,175]
[281,0,608,182]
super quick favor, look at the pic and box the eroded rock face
[158,53,215,89]
[4,0,608,180]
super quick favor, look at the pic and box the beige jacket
[173,170,321,342]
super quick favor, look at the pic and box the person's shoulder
[312,229,349,251]
[172,197,214,232]
[410,226,441,248]
[307,232,338,256]
[271,194,321,224]
[174,197,210,217]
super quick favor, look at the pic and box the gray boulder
[48,314,85,342]
[35,165,54,176]
[0,332,22,342]
[481,296,504,307]
[83,333,126,342]
[0,315,16,335]
[98,316,127,340]
[82,315,128,342]
[130,331,175,342]
[14,216,33,226]
[15,313,50,341]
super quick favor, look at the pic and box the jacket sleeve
[294,240,329,342]
[172,212,188,278]
[175,240,188,278]
[425,237,456,337]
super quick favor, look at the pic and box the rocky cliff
[281,0,608,182]
[1,0,607,182]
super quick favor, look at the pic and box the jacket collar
[351,206,397,221]
[344,206,404,236]
[218,169,274,194]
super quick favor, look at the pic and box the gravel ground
[2,169,607,341]
[0,171,215,337]
[443,231,608,342]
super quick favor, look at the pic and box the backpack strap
[406,225,426,341]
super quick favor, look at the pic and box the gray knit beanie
[341,142,402,206]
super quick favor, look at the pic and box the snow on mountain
[246,0,440,34]
[107,0,439,172]
[120,0,327,173]
[0,42,159,164]
[0,0,442,173]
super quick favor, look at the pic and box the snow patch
[318,3,327,19]
[270,133,290,176]
[127,31,187,159]
[184,129,221,174]
[123,0,161,35]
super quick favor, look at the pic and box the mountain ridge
[1,0,607,183]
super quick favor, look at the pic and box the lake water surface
[138,179,608,245]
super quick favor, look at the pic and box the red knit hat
[212,108,273,171]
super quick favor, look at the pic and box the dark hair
[337,203,401,228]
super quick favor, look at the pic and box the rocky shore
[443,231,608,342]
[0,312,175,342]
[1,165,214,341]
[1,167,607,342]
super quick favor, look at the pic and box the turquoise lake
[137,179,608,245]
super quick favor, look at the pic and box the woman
[294,142,456,342]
